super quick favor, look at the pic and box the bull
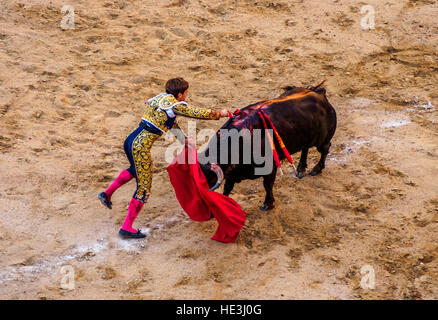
[199,82,337,211]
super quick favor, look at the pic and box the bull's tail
[308,79,327,94]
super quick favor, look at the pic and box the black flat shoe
[119,228,146,239]
[98,192,112,209]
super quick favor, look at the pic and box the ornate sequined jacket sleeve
[173,103,220,120]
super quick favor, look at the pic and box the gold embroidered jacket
[142,93,220,134]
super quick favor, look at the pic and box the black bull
[199,84,337,211]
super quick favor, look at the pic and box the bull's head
[197,104,265,191]
[198,115,237,192]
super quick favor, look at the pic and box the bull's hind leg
[296,148,309,179]
[260,167,277,211]
[310,142,331,176]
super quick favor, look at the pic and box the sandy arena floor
[0,0,437,299]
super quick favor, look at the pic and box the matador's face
[177,89,188,102]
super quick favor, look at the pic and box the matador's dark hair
[165,77,189,97]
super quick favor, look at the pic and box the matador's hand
[220,109,232,117]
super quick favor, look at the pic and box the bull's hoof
[260,203,275,211]
[296,171,305,179]
[309,169,322,176]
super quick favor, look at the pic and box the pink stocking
[105,170,133,201]
[121,198,144,233]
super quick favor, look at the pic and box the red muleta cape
[167,145,246,243]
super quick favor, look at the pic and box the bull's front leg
[260,167,277,211]
[296,147,309,179]
[223,179,235,196]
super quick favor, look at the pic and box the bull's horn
[208,163,224,192]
